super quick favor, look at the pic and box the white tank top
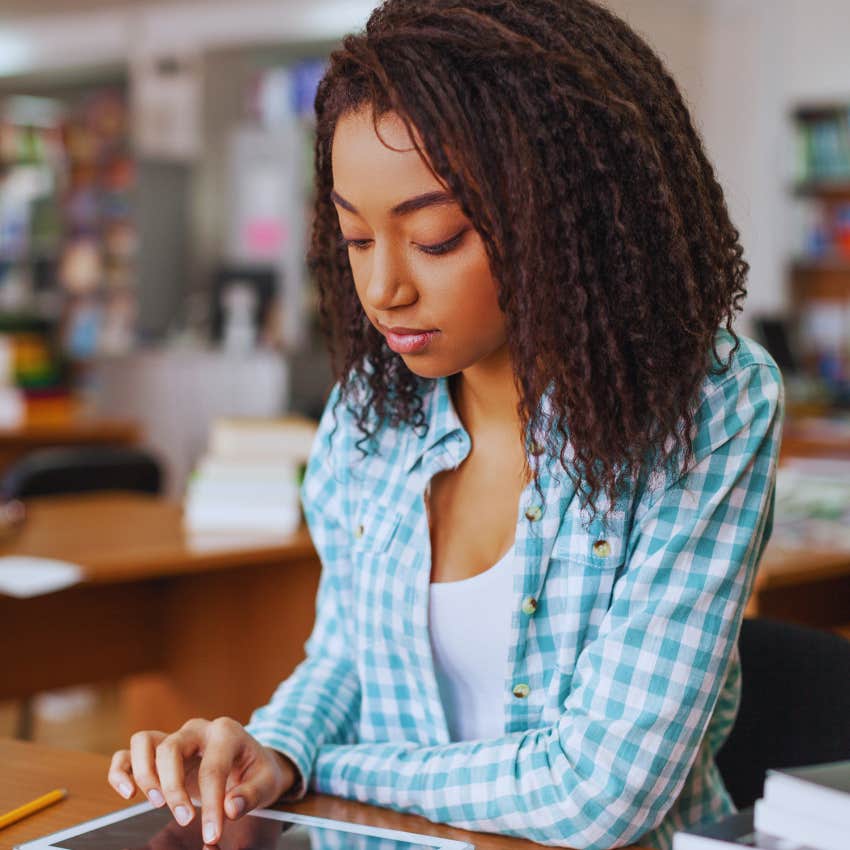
[428,546,515,741]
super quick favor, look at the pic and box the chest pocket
[352,500,402,554]
[542,510,629,709]
[350,500,405,648]
[550,510,628,569]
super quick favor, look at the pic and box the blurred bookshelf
[788,100,850,405]
[0,75,133,421]
[0,83,134,323]
[0,42,336,422]
[0,43,336,497]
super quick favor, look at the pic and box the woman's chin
[397,355,456,380]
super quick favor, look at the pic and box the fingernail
[228,796,246,817]
[175,805,192,826]
[203,822,217,844]
[119,782,133,799]
[148,789,165,807]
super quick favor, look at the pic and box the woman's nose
[363,242,417,311]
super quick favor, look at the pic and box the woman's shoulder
[688,327,784,459]
[695,327,783,423]
[628,328,784,514]
[702,327,782,394]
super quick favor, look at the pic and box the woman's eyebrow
[330,188,457,217]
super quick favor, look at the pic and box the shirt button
[512,683,531,699]
[524,505,543,522]
[521,596,538,615]
[354,523,364,539]
[592,539,611,557]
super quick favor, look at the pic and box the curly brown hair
[308,0,747,517]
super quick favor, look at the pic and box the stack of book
[674,760,850,850]
[184,415,317,536]
[755,761,850,850]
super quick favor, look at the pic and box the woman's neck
[449,343,522,437]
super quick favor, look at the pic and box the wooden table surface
[1,493,321,730]
[0,492,315,583]
[0,738,650,850]
[747,544,850,627]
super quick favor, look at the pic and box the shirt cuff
[244,721,314,802]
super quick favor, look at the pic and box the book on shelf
[795,109,850,183]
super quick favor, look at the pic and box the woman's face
[331,106,507,380]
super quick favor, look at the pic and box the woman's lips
[381,325,439,354]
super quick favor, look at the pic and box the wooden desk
[0,493,321,733]
[749,430,850,630]
[0,418,139,475]
[0,738,651,850]
[748,546,850,630]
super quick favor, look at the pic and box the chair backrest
[0,445,163,500]
[715,617,850,809]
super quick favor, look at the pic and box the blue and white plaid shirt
[246,329,784,850]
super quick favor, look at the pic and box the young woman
[108,2,784,848]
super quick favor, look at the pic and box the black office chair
[2,444,163,741]
[715,617,850,809]
[1,445,162,501]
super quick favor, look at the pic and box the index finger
[197,718,245,845]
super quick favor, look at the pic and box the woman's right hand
[107,717,298,846]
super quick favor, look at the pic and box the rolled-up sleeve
[309,361,784,850]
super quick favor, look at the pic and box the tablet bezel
[15,801,476,850]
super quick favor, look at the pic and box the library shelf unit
[788,102,850,383]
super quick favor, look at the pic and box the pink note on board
[242,218,288,259]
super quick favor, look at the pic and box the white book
[209,416,317,462]
[183,502,301,534]
[674,809,817,850]
[186,478,299,504]
[763,761,850,831]
[754,799,847,850]
[194,456,299,483]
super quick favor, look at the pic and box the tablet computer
[15,802,475,850]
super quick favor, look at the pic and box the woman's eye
[338,228,468,255]
[339,236,372,251]
[417,228,468,256]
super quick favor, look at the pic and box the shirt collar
[403,375,465,473]
[402,376,563,474]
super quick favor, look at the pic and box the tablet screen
[46,807,440,850]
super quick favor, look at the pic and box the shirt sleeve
[244,382,361,800]
[309,360,784,850]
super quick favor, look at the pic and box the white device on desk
[15,802,475,850]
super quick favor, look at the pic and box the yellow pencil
[0,788,68,830]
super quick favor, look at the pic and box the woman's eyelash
[338,236,371,251]
[337,229,467,256]
[419,229,467,255]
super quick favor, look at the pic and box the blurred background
[2,0,850,759]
